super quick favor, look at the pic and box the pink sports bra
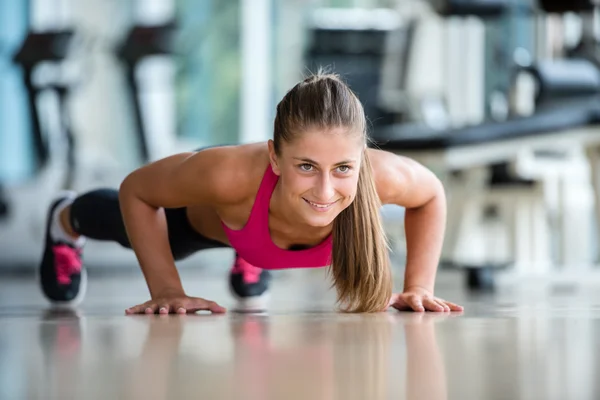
[221,165,333,270]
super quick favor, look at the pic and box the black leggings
[69,189,229,261]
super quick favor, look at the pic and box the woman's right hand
[125,292,226,315]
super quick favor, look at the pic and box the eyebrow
[293,157,356,166]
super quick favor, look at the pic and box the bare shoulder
[189,143,270,205]
[121,142,270,208]
[366,147,443,207]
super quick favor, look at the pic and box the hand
[388,286,464,313]
[125,292,226,315]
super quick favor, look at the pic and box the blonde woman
[39,73,463,314]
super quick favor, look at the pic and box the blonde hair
[273,72,392,313]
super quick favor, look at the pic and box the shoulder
[366,147,443,207]
[189,142,271,205]
[120,142,270,209]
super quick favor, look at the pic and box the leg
[39,191,89,305]
[67,190,229,259]
[40,189,137,305]
[39,188,222,306]
[68,189,131,248]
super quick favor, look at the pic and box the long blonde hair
[273,72,391,313]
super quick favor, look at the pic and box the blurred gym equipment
[0,184,8,220]
[12,30,81,190]
[430,0,513,17]
[373,0,600,290]
[305,8,401,128]
[116,22,177,164]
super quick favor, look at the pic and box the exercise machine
[375,0,600,290]
[115,22,177,164]
[12,30,81,189]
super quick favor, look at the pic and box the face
[269,127,365,228]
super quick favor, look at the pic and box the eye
[299,163,314,172]
[337,165,351,173]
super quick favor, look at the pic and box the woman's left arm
[368,149,463,312]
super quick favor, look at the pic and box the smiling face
[269,127,365,227]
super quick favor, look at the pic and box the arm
[119,147,248,311]
[369,149,462,312]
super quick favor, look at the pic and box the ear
[267,140,281,176]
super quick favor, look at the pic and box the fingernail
[177,308,186,314]
[159,307,167,313]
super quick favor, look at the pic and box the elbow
[433,177,446,203]
[118,172,140,203]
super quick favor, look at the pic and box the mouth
[303,198,337,212]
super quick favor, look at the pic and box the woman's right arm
[118,147,247,312]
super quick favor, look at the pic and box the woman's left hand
[388,286,464,312]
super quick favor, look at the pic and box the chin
[301,210,339,227]
[304,217,335,228]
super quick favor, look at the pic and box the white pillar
[240,0,272,144]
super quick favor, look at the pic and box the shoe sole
[228,280,270,313]
[37,268,88,309]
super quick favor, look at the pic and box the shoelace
[52,244,82,285]
[231,255,262,284]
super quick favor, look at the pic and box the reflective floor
[2,268,600,400]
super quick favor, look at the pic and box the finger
[408,296,425,312]
[444,301,464,312]
[186,297,226,313]
[125,305,141,315]
[206,300,226,314]
[172,303,187,315]
[433,299,451,312]
[125,304,150,315]
[158,305,170,315]
[145,304,159,314]
[388,293,401,307]
[422,297,444,312]
[437,300,451,312]
[389,295,411,311]
[186,299,226,314]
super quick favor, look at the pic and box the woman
[39,73,463,314]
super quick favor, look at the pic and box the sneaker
[39,195,87,306]
[229,253,271,312]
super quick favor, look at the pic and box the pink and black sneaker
[229,253,271,312]
[39,195,87,306]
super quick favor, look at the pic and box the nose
[314,173,335,202]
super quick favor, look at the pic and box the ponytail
[273,72,391,312]
[330,150,392,313]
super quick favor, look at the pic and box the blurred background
[1,0,600,291]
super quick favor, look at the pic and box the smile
[303,198,336,211]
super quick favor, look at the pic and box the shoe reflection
[37,308,83,400]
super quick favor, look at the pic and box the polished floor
[1,267,600,400]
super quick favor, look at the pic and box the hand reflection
[123,315,186,400]
[119,312,454,400]
[403,313,453,400]
[229,312,453,400]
